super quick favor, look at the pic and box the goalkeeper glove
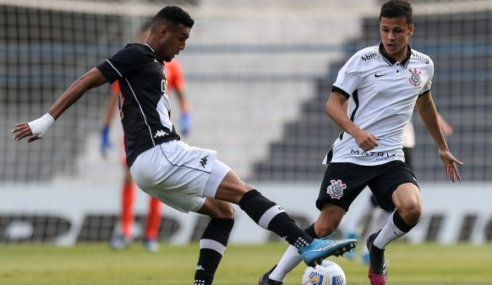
[100,125,112,158]
[180,113,191,137]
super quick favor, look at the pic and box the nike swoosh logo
[393,231,404,237]
[307,241,348,252]
[375,73,388,78]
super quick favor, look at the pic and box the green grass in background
[0,243,491,285]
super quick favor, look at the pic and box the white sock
[269,245,302,282]
[373,211,406,249]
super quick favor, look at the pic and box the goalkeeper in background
[100,22,192,252]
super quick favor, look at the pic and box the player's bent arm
[415,92,449,151]
[49,68,107,120]
[326,91,380,151]
[12,68,107,142]
[326,91,357,135]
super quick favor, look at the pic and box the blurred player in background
[258,1,462,285]
[13,6,357,285]
[100,22,192,252]
[343,116,453,264]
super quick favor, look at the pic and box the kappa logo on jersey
[408,68,422,87]
[327,179,346,200]
[154,130,167,138]
[199,155,208,168]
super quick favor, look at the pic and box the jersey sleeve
[97,45,144,83]
[166,60,185,91]
[332,53,363,98]
[420,58,434,96]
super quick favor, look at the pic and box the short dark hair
[152,6,194,30]
[380,0,413,26]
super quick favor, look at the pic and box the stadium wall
[0,182,490,246]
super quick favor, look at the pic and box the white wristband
[28,113,55,138]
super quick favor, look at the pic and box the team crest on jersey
[408,68,422,87]
[327,179,346,200]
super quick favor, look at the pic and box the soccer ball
[301,260,346,285]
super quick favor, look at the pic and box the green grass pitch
[0,242,491,285]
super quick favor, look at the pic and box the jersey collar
[378,42,411,67]
[143,43,155,52]
[142,43,164,63]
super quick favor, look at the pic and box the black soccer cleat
[367,231,387,285]
[258,265,283,285]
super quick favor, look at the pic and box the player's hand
[12,113,54,143]
[439,149,463,183]
[352,128,380,152]
[180,112,191,137]
[100,126,112,158]
[12,123,40,143]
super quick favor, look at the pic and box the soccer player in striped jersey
[100,22,192,252]
[12,6,356,285]
[258,1,462,285]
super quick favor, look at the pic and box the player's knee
[400,202,422,225]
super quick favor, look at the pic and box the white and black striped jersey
[97,43,180,167]
[323,43,434,166]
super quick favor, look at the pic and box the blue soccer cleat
[298,238,357,267]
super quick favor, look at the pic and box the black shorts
[316,161,419,212]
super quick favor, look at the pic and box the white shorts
[129,140,230,213]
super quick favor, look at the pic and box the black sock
[239,190,313,249]
[194,218,234,285]
[304,223,319,238]
[393,210,415,232]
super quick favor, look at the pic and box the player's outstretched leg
[367,231,387,285]
[239,189,356,267]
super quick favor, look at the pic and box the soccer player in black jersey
[12,6,356,285]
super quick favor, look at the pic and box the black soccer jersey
[97,43,180,167]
